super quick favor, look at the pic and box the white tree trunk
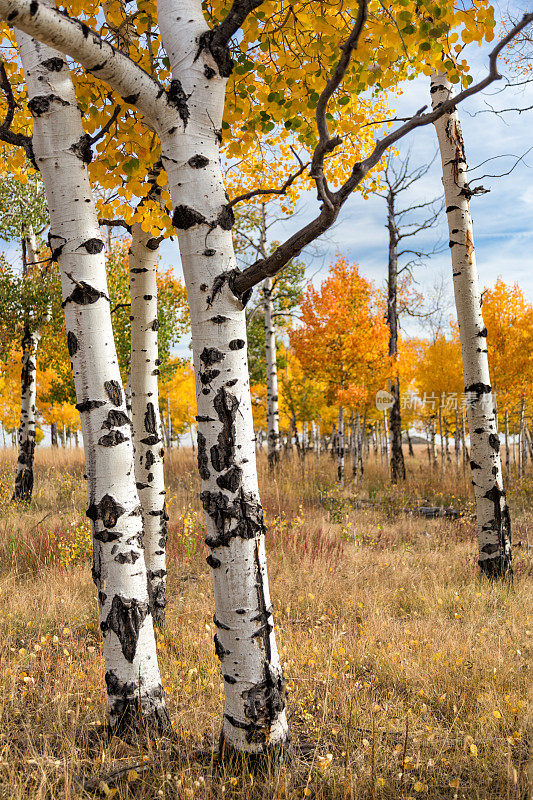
[337,406,344,483]
[264,277,280,468]
[154,0,288,753]
[16,27,169,731]
[129,223,168,624]
[4,0,288,753]
[431,72,512,578]
[13,231,39,501]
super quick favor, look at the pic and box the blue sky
[159,0,533,353]
[2,1,532,355]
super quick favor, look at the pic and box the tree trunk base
[218,732,292,768]
[478,555,513,581]
[108,697,173,742]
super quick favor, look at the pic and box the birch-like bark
[16,28,169,732]
[504,409,510,474]
[386,194,406,483]
[129,222,168,624]
[264,276,280,467]
[155,0,288,753]
[5,0,288,752]
[431,72,512,578]
[337,406,344,483]
[13,232,39,502]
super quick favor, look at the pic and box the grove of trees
[0,0,531,762]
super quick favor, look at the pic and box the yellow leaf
[126,769,139,782]
[414,782,427,792]
[493,710,501,719]
[470,743,478,757]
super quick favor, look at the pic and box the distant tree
[291,257,389,482]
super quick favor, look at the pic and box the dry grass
[0,445,531,799]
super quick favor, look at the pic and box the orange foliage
[290,256,390,411]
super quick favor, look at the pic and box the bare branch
[99,218,132,233]
[311,0,368,207]
[89,104,121,146]
[233,12,533,295]
[0,58,33,159]
[228,159,310,209]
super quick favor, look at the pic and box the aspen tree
[4,0,531,751]
[128,209,168,624]
[13,227,40,501]
[14,27,170,732]
[431,72,512,578]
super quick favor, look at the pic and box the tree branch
[228,159,310,208]
[0,58,33,159]
[310,0,368,207]
[233,11,533,295]
[90,104,121,145]
[0,0,170,126]
[99,218,132,233]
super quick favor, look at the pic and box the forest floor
[0,446,531,799]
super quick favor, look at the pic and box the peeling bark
[431,72,512,578]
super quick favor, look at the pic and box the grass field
[0,446,531,799]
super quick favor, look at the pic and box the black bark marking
[114,550,141,564]
[101,595,149,662]
[144,402,157,435]
[203,249,216,257]
[102,410,131,429]
[141,435,159,445]
[172,205,207,230]
[79,238,105,254]
[201,488,265,548]
[211,315,228,324]
[197,432,211,480]
[229,339,245,350]
[477,327,488,338]
[214,634,229,660]
[151,319,160,331]
[104,380,123,406]
[465,382,491,396]
[216,465,243,492]
[167,79,189,126]
[200,369,220,385]
[217,204,235,230]
[63,281,106,307]
[48,233,66,261]
[204,64,216,79]
[98,430,128,447]
[144,294,152,300]
[206,553,221,568]
[145,450,155,469]
[479,484,513,578]
[201,348,225,368]
[70,133,93,164]
[188,154,209,169]
[131,267,148,273]
[225,379,237,387]
[488,433,500,452]
[146,238,159,251]
[93,529,121,543]
[195,30,233,78]
[470,460,482,470]
[87,494,125,528]
[210,387,238,472]
[28,94,69,116]
[123,93,140,104]
[67,331,78,357]
[76,399,105,413]
[42,56,64,71]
